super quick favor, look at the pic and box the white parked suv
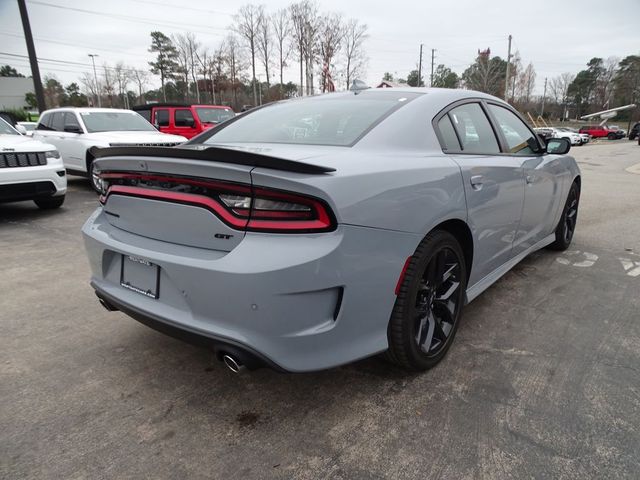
[32,108,187,191]
[0,117,67,209]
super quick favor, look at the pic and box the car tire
[547,182,579,251]
[607,133,616,140]
[87,158,102,194]
[386,230,467,371]
[34,195,65,209]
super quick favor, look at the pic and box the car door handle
[470,175,483,190]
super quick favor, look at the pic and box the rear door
[435,101,525,286]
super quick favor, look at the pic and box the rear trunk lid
[95,154,253,252]
[93,144,338,252]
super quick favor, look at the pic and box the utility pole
[88,54,101,107]
[430,49,436,87]
[17,0,45,112]
[504,34,512,101]
[540,77,548,117]
[417,44,423,87]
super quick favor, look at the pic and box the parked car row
[3,103,236,192]
[534,127,587,146]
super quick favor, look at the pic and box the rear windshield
[80,111,157,133]
[198,91,419,147]
[196,107,235,124]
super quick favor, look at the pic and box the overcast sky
[1,0,639,95]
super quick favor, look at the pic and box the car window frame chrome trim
[432,97,546,158]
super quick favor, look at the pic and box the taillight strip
[101,173,336,233]
[106,185,249,228]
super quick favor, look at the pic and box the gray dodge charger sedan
[82,88,580,373]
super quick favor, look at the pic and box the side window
[51,112,65,132]
[437,115,461,152]
[487,104,538,155]
[155,109,170,127]
[449,103,500,154]
[64,112,81,130]
[175,109,195,127]
[37,112,52,130]
[137,109,151,122]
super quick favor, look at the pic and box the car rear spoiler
[90,146,336,174]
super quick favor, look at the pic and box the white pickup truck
[32,108,186,191]
[0,117,67,209]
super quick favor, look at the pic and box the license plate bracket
[120,255,160,299]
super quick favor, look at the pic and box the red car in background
[132,104,235,139]
[578,125,625,140]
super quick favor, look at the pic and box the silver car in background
[82,88,580,373]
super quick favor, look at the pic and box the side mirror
[16,124,27,135]
[546,137,571,155]
[64,124,83,134]
[153,122,160,130]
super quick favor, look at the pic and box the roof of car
[132,103,232,110]
[41,107,139,114]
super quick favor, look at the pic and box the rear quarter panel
[250,152,467,235]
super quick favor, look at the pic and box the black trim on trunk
[89,145,336,174]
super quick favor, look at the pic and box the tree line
[40,1,368,112]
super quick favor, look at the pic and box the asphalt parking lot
[2,140,639,479]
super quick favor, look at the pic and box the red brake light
[99,172,336,233]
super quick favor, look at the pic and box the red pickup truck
[578,125,625,140]
[132,104,235,139]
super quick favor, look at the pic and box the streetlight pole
[88,54,101,107]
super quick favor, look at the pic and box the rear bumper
[94,287,286,371]
[82,207,422,372]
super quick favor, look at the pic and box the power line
[0,51,146,74]
[126,0,233,16]
[0,31,150,59]
[26,0,226,36]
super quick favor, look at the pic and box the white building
[0,77,33,110]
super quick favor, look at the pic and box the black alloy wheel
[387,230,467,370]
[548,181,580,251]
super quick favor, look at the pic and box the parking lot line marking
[619,258,640,277]
[555,250,598,267]
[625,163,640,175]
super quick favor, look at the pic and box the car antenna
[350,79,370,95]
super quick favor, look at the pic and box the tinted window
[64,112,81,130]
[137,109,151,122]
[200,91,420,147]
[175,109,195,127]
[51,112,65,132]
[155,109,169,127]
[437,115,461,151]
[37,112,52,130]
[488,104,537,155]
[449,103,499,154]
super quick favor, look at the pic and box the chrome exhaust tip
[98,297,118,312]
[222,354,245,373]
